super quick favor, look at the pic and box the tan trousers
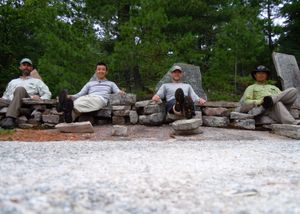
[266,87,297,124]
[73,95,106,113]
[6,87,29,118]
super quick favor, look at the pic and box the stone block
[139,115,150,125]
[112,116,126,125]
[113,110,130,117]
[171,128,203,136]
[135,100,156,108]
[129,110,138,124]
[202,116,229,127]
[22,98,57,105]
[16,116,28,124]
[194,111,202,119]
[271,124,300,139]
[32,105,47,111]
[232,119,256,130]
[202,101,238,108]
[55,121,94,133]
[94,108,112,118]
[31,109,42,122]
[203,107,229,116]
[112,105,131,111]
[144,103,165,115]
[0,99,10,107]
[42,114,61,124]
[109,93,136,105]
[139,113,165,125]
[230,112,254,120]
[111,125,128,136]
[0,107,8,114]
[255,115,276,125]
[172,118,202,131]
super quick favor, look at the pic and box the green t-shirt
[241,83,281,105]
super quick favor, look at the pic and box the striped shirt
[73,79,120,104]
[2,77,51,100]
[155,83,200,102]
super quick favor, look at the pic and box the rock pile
[135,100,166,126]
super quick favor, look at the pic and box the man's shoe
[1,117,16,129]
[262,96,273,109]
[57,89,74,123]
[183,96,195,119]
[175,88,185,112]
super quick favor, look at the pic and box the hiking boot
[175,88,185,113]
[57,89,74,123]
[1,117,16,129]
[183,96,195,119]
[262,96,273,109]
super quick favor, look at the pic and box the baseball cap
[20,58,33,65]
[171,65,183,72]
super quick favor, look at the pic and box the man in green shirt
[240,65,299,124]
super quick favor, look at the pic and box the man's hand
[119,90,126,96]
[152,95,161,102]
[197,98,206,106]
[31,95,41,100]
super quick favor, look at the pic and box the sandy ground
[0,127,299,213]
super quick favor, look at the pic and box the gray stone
[203,107,229,116]
[0,98,10,107]
[144,104,165,115]
[113,110,130,117]
[172,119,202,131]
[129,111,138,124]
[18,123,36,129]
[42,114,61,124]
[165,113,185,122]
[112,116,126,125]
[0,107,8,114]
[139,115,150,125]
[156,63,207,99]
[255,115,276,125]
[271,124,300,139]
[135,100,159,108]
[94,108,112,118]
[31,109,42,122]
[202,116,229,127]
[111,125,128,136]
[232,119,256,130]
[55,121,94,133]
[112,105,131,111]
[109,93,136,105]
[16,116,28,124]
[139,113,165,125]
[230,112,254,120]
[272,52,300,107]
[22,98,57,105]
[202,101,239,108]
[27,118,41,125]
[290,109,299,119]
[171,127,203,136]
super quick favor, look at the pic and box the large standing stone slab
[55,121,94,133]
[155,63,207,99]
[202,116,229,127]
[272,52,300,107]
[271,124,300,139]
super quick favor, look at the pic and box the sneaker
[262,96,273,109]
[1,117,16,129]
[175,88,185,112]
[57,89,74,123]
[183,96,195,119]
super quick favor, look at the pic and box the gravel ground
[0,135,300,213]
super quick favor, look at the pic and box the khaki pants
[6,87,29,118]
[73,95,106,113]
[266,87,297,124]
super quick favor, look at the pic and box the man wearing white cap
[0,58,52,129]
[152,65,206,119]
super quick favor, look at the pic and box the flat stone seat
[202,101,238,108]
[172,118,202,131]
[55,121,94,133]
[270,124,300,139]
[22,98,57,105]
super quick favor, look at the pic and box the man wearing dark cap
[0,58,51,129]
[152,65,206,119]
[240,65,299,124]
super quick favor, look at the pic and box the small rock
[31,109,42,121]
[172,119,202,131]
[111,125,128,136]
[42,114,61,124]
[55,121,94,133]
[232,119,256,130]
